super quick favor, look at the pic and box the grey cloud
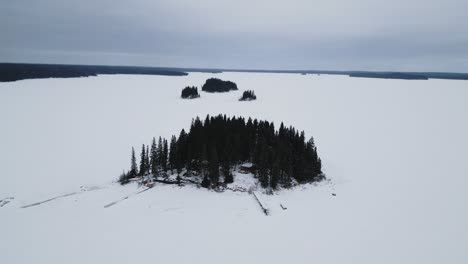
[1,0,468,71]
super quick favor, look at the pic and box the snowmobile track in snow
[103,187,152,208]
[0,197,14,207]
[21,192,79,208]
[21,186,106,208]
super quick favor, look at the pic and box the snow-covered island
[201,78,238,92]
[119,114,324,192]
[181,86,200,99]
[239,90,257,101]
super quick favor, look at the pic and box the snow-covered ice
[1,73,468,263]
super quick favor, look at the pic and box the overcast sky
[1,0,468,71]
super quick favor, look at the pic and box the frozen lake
[1,73,467,263]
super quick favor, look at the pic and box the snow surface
[1,73,468,263]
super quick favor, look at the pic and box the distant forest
[120,115,324,189]
[202,78,238,92]
[0,63,187,82]
[349,72,428,80]
[2,63,468,82]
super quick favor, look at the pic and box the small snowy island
[201,78,238,92]
[181,86,200,99]
[239,90,257,101]
[119,114,324,192]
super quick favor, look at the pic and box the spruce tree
[271,161,280,189]
[145,145,150,174]
[139,144,146,176]
[177,129,188,168]
[201,175,210,188]
[150,137,158,176]
[119,170,130,185]
[222,160,233,184]
[163,139,168,172]
[222,138,233,183]
[208,145,219,186]
[257,139,270,188]
[157,137,163,172]
[200,143,208,178]
[169,135,177,174]
[130,147,138,178]
[176,142,183,176]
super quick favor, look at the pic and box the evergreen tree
[146,145,150,175]
[130,147,138,178]
[222,159,233,184]
[222,138,233,183]
[176,174,181,185]
[157,137,163,172]
[199,143,208,178]
[169,135,177,174]
[119,170,131,185]
[139,144,146,176]
[270,161,280,189]
[201,175,210,188]
[259,168,269,188]
[163,139,168,172]
[176,129,188,173]
[208,145,219,186]
[150,137,158,176]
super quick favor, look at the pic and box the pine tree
[145,145,150,174]
[222,159,233,184]
[208,145,219,186]
[130,147,138,178]
[177,129,188,168]
[199,143,208,177]
[169,135,177,174]
[163,139,168,172]
[139,144,146,176]
[222,138,233,183]
[157,137,163,173]
[201,175,210,188]
[119,170,130,185]
[256,138,269,188]
[150,137,158,176]
[259,160,269,188]
[316,157,322,176]
[271,161,280,189]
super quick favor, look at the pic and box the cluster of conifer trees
[120,115,323,189]
[181,86,200,99]
[201,78,238,92]
[239,90,257,101]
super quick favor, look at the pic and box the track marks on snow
[103,187,152,208]
[21,192,78,208]
[21,185,106,208]
[0,197,14,207]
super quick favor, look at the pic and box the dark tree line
[120,114,324,189]
[0,63,188,82]
[201,78,238,92]
[239,90,257,101]
[181,86,200,99]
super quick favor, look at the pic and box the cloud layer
[2,0,468,71]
